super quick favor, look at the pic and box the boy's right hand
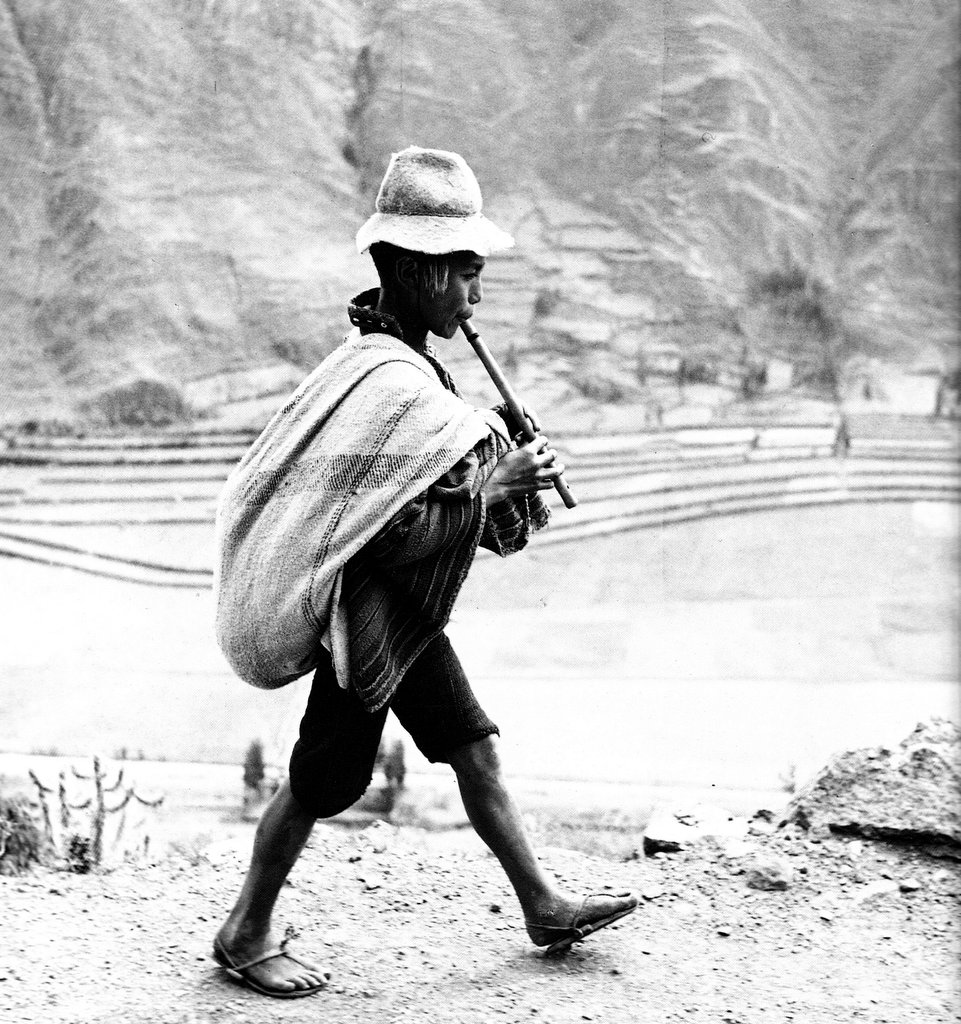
[483,435,564,506]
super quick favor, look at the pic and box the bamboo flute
[460,319,577,509]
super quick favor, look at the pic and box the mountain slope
[0,0,956,428]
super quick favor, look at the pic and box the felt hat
[355,146,515,257]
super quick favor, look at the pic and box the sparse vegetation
[242,739,268,814]
[86,380,193,429]
[242,740,266,793]
[378,739,406,792]
[678,358,719,387]
[0,794,46,874]
[749,265,867,400]
[356,739,407,817]
[64,833,94,874]
[167,833,212,868]
[779,763,798,795]
[28,756,164,871]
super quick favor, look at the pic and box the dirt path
[2,820,958,1024]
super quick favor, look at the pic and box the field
[1,501,956,847]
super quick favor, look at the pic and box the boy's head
[357,147,510,339]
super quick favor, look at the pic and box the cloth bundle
[214,330,508,691]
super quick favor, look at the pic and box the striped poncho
[215,323,547,711]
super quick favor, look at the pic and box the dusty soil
[2,818,959,1024]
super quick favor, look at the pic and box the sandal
[526,892,638,954]
[212,935,329,998]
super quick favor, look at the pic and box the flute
[460,319,577,509]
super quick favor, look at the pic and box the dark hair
[369,241,462,297]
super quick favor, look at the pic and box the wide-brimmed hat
[355,146,514,257]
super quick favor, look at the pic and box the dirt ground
[2,815,959,1024]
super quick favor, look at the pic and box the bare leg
[215,780,330,993]
[448,736,563,920]
[448,736,636,939]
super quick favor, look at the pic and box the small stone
[745,856,793,891]
[899,877,922,893]
[858,880,899,902]
[716,927,732,937]
[643,803,748,855]
[489,903,502,914]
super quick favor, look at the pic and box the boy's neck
[376,289,429,349]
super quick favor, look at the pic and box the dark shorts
[288,632,498,818]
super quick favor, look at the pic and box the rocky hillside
[0,0,957,428]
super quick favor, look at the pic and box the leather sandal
[526,892,639,954]
[212,935,329,998]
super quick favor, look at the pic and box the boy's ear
[395,256,420,293]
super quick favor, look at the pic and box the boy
[212,147,637,998]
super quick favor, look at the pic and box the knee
[288,773,371,820]
[450,735,504,788]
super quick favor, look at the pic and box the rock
[720,839,758,860]
[783,719,961,857]
[899,877,922,893]
[748,809,777,836]
[857,880,899,902]
[643,804,748,855]
[745,855,794,891]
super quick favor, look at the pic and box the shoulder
[327,329,437,383]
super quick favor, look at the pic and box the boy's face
[421,252,485,339]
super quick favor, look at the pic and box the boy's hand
[494,402,541,439]
[483,435,564,505]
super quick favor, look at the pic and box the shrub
[65,833,93,874]
[532,287,562,319]
[87,379,192,428]
[0,795,45,875]
[577,368,633,402]
[382,740,406,790]
[243,740,266,792]
[678,358,719,385]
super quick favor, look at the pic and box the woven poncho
[214,329,509,699]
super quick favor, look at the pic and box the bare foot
[213,925,330,997]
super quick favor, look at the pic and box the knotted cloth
[214,330,509,693]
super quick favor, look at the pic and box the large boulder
[783,719,961,856]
